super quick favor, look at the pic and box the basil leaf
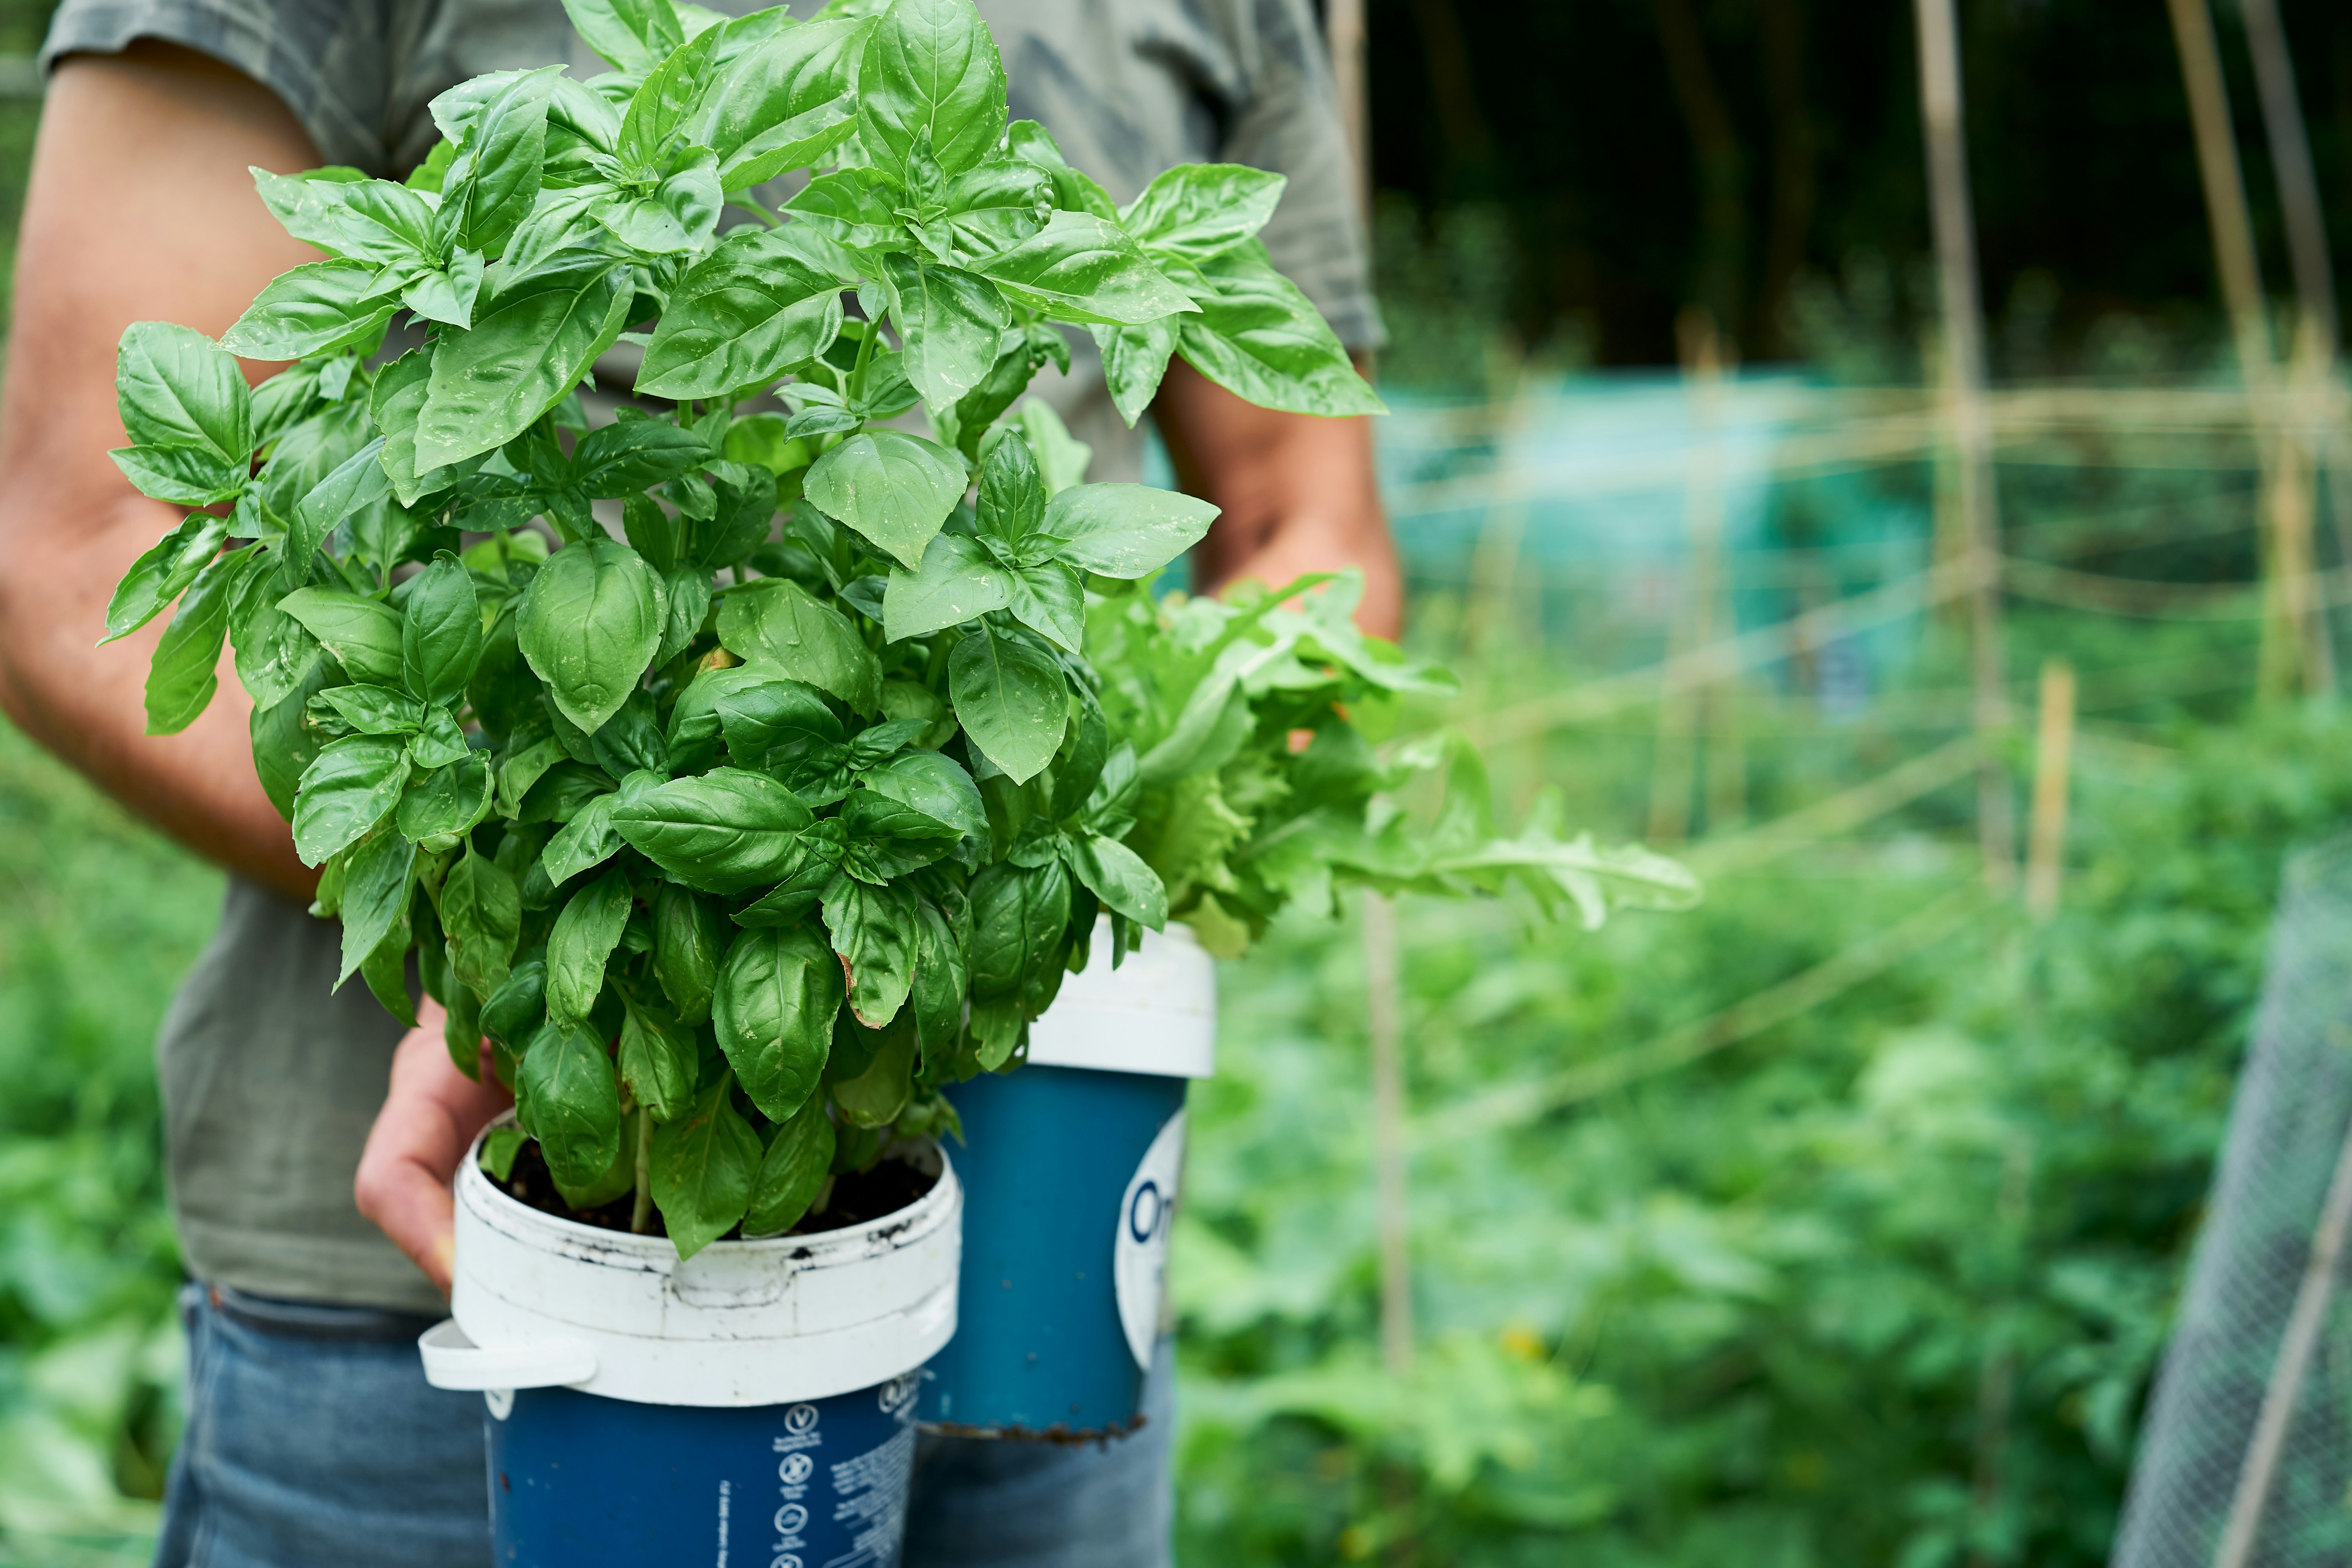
[571,421,709,499]
[291,438,393,586]
[664,664,769,773]
[701,16,867,189]
[652,1074,760,1259]
[517,537,664,733]
[221,260,397,360]
[948,619,1066,783]
[714,578,881,713]
[1090,317,1178,428]
[442,844,522,997]
[636,228,844,400]
[520,1017,622,1191]
[712,925,841,1122]
[293,734,410,865]
[782,169,907,251]
[712,673,841,767]
[372,348,480,507]
[1119,163,1286,264]
[108,445,245,507]
[884,253,1010,411]
[1068,829,1168,928]
[590,692,669,778]
[598,154,725,255]
[1005,560,1084,653]
[821,874,918,1028]
[855,0,1006,183]
[976,213,1196,326]
[617,26,717,169]
[727,821,848,928]
[337,826,419,986]
[315,682,425,738]
[102,513,231,644]
[251,661,334,821]
[1039,481,1220,578]
[401,553,486,704]
[145,547,263,734]
[546,866,634,1022]
[1175,240,1387,417]
[618,990,698,1123]
[278,588,404,686]
[482,957,549,1051]
[941,157,1052,253]
[859,748,986,843]
[831,1010,916,1128]
[253,168,437,266]
[397,752,496,849]
[443,66,561,254]
[230,560,326,710]
[881,531,1014,642]
[801,431,965,571]
[563,0,685,73]
[741,1095,835,1238]
[654,883,725,1025]
[966,857,1070,999]
[909,893,965,1055]
[116,322,251,463]
[400,249,486,330]
[609,767,818,893]
[406,705,471,770]
[415,265,630,469]
[658,565,712,667]
[540,791,623,885]
[837,790,960,881]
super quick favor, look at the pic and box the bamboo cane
[2024,660,2076,920]
[1913,0,2014,890]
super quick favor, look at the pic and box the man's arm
[1151,359,1401,640]
[0,42,323,900]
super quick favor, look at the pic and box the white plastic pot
[422,1126,961,1407]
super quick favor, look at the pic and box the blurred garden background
[9,0,2352,1563]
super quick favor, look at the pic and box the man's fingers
[355,1002,513,1296]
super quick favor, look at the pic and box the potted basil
[99,0,1696,1545]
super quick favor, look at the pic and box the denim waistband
[197,1282,445,1344]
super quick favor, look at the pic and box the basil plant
[99,0,1691,1256]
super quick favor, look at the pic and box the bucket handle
[418,1319,597,1391]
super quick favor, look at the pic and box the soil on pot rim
[497,1139,938,1242]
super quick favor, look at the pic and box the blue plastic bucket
[422,1128,960,1565]
[488,1373,919,1567]
[919,923,1214,1437]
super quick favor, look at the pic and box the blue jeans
[154,1283,1174,1568]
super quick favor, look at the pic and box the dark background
[1355,0,2352,372]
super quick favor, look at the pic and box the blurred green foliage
[1174,695,2352,1565]
[0,723,216,1564]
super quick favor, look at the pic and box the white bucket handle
[418,1318,597,1391]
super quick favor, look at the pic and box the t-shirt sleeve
[39,0,437,176]
[1212,0,1383,353]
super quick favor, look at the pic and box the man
[0,1,1398,1562]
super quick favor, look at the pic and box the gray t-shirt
[44,0,1378,1312]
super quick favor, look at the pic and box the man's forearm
[1152,358,1402,640]
[0,44,323,902]
[0,490,314,901]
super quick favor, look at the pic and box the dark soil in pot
[498,1139,938,1241]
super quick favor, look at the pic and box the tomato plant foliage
[102,0,1694,1254]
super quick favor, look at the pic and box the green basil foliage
[102,0,1688,1257]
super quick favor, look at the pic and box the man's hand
[0,43,324,900]
[354,1002,513,1295]
[1151,358,1402,639]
